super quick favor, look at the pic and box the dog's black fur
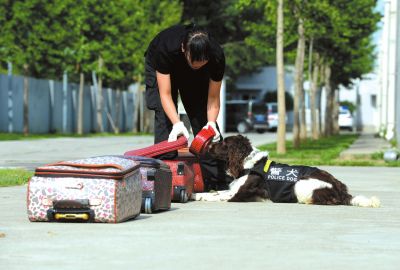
[208,135,356,205]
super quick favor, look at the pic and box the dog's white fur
[192,148,381,207]
[191,175,248,202]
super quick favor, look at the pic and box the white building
[338,74,380,132]
[378,0,400,141]
[232,66,295,101]
[232,66,295,128]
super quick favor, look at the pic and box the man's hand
[203,121,220,143]
[168,121,190,142]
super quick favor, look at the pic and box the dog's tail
[350,195,381,208]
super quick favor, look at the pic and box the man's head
[182,26,210,70]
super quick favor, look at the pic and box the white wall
[378,0,398,139]
[339,74,379,132]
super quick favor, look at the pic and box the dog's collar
[238,169,251,177]
[243,148,269,170]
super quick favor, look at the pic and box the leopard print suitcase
[27,156,142,223]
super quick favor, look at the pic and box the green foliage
[339,100,356,113]
[181,0,272,79]
[259,134,358,163]
[0,0,182,87]
[311,0,381,86]
[0,169,33,187]
[258,134,400,167]
[0,0,381,89]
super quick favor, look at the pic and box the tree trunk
[23,64,29,136]
[293,17,306,148]
[97,56,104,133]
[324,64,334,136]
[299,82,307,141]
[77,71,84,135]
[310,54,320,140]
[333,89,340,135]
[276,0,286,154]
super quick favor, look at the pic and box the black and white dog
[192,135,380,207]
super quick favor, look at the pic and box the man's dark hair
[183,25,210,62]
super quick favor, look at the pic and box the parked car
[265,102,289,131]
[225,100,269,133]
[266,102,278,131]
[338,106,354,131]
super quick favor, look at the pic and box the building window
[371,94,377,108]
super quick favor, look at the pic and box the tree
[292,7,306,148]
[0,0,182,134]
[314,0,380,136]
[181,0,270,80]
[276,0,286,154]
[310,52,321,139]
[2,0,52,134]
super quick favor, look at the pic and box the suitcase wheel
[144,197,153,214]
[180,190,189,203]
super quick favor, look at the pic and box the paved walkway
[340,133,393,158]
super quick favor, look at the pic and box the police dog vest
[250,158,319,203]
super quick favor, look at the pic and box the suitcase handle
[47,200,95,222]
[177,162,185,175]
[64,182,84,190]
[146,169,157,181]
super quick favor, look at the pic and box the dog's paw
[191,193,208,201]
[351,195,381,208]
[190,191,232,202]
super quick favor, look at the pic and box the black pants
[144,59,231,191]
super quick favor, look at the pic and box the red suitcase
[176,148,204,193]
[163,159,194,203]
[124,136,192,203]
[124,136,205,202]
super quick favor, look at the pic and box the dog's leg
[191,190,236,202]
[229,174,267,202]
[307,170,379,207]
[294,179,333,204]
[311,187,342,205]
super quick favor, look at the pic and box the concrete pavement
[0,132,283,170]
[1,132,399,270]
[0,166,399,270]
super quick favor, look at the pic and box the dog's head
[208,135,253,178]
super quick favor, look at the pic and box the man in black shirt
[144,24,229,190]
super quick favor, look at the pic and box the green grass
[0,169,33,187]
[0,132,152,141]
[258,134,400,167]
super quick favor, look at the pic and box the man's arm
[207,79,222,122]
[156,71,180,124]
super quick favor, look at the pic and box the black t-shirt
[145,24,225,82]
[250,158,319,203]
